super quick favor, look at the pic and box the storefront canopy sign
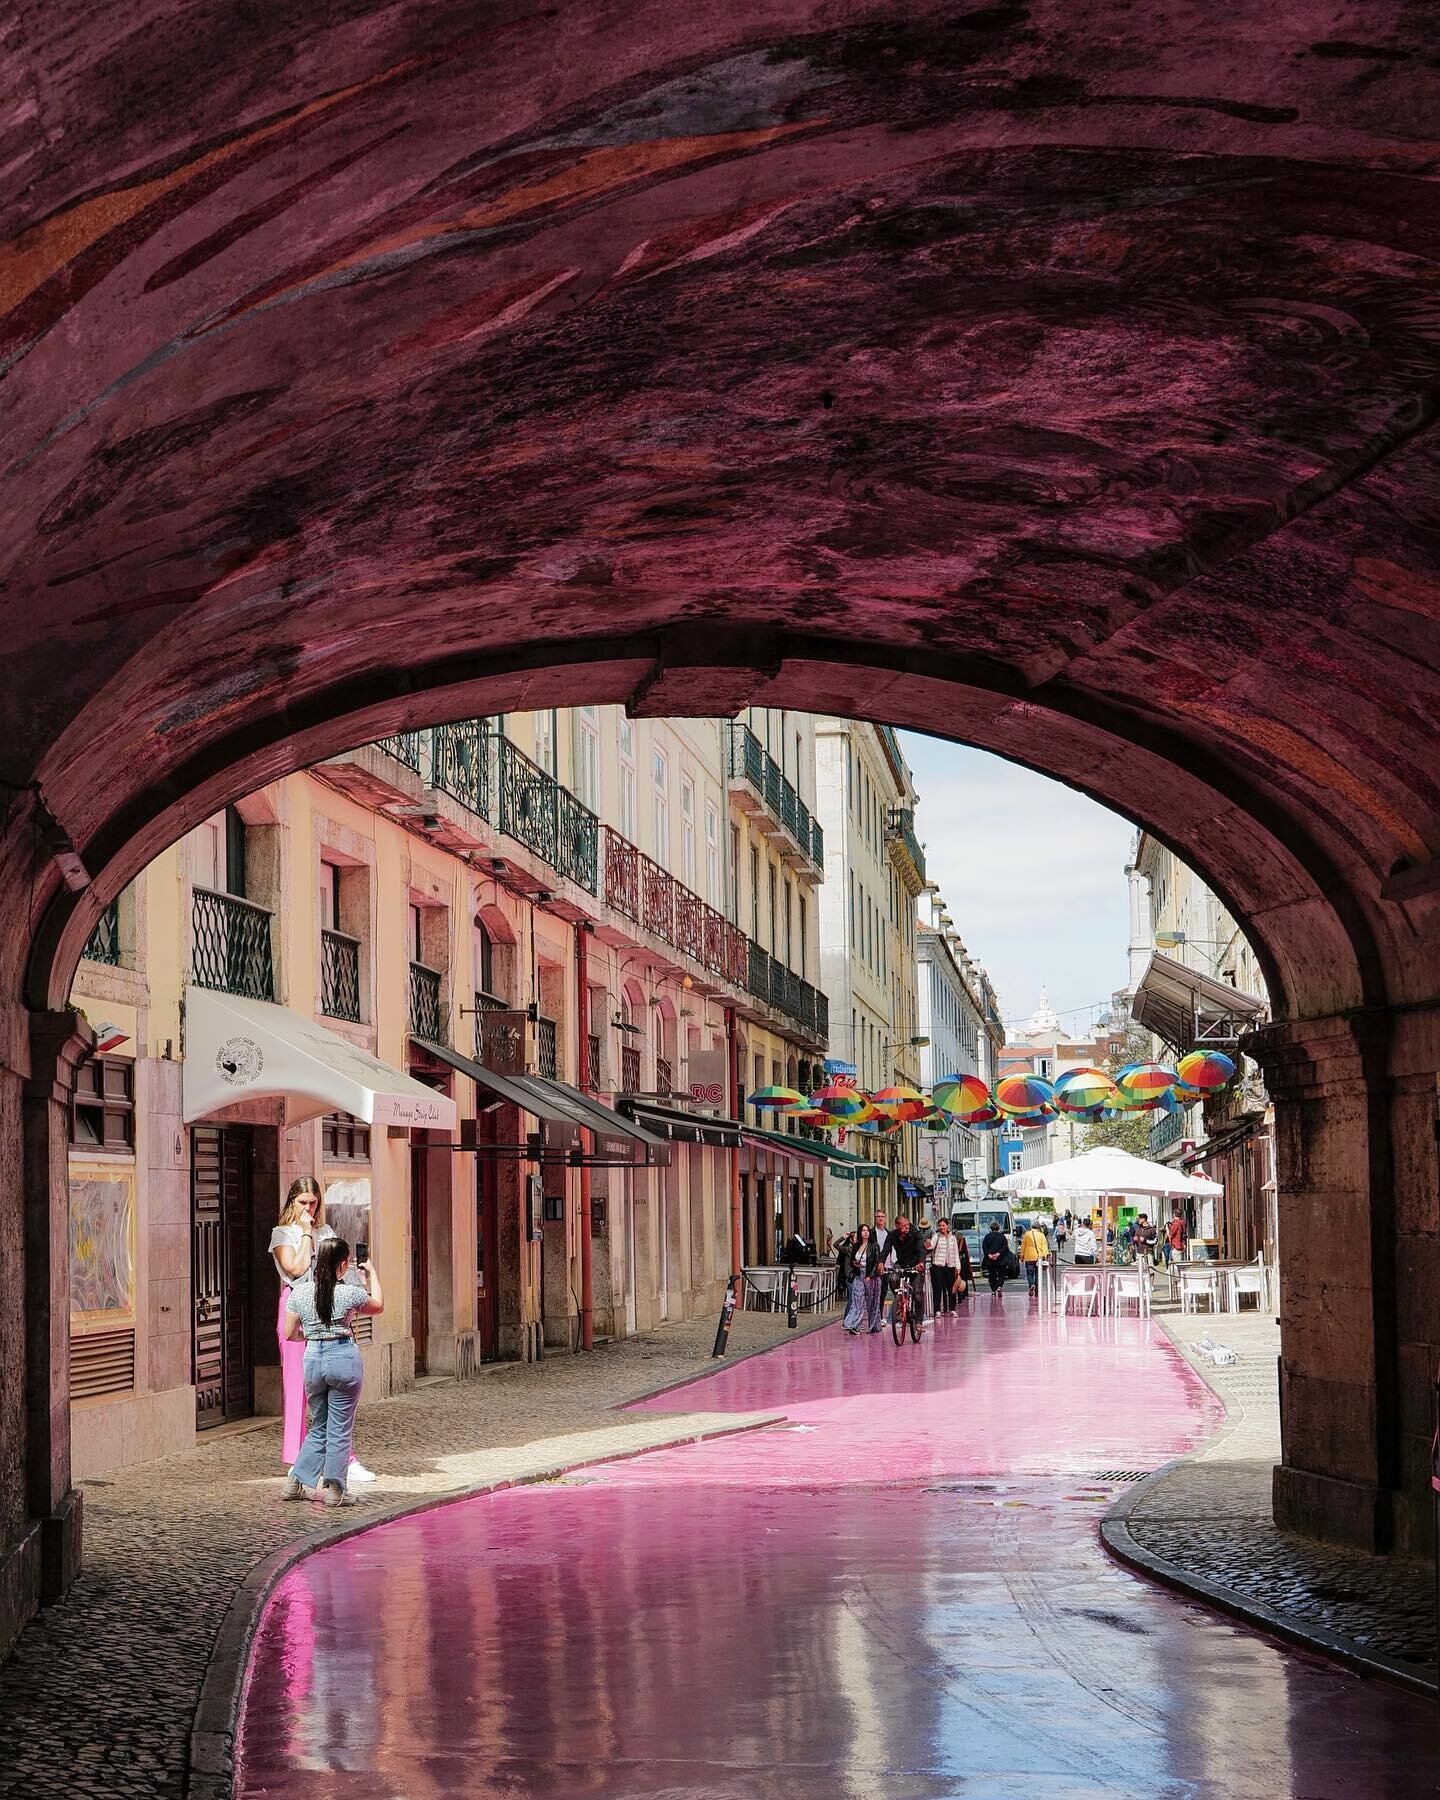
[1131,951,1264,1054]
[183,988,457,1131]
[740,1126,830,1166]
[619,1099,742,1150]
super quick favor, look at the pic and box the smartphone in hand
[355,1239,369,1266]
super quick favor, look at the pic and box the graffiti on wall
[70,1166,135,1321]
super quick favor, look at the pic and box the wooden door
[410,1143,430,1374]
[191,1124,254,1429]
[475,1118,499,1362]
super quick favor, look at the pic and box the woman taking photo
[270,1178,376,1482]
[283,1238,384,1506]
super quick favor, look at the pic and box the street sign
[964,1179,988,1201]
[935,1174,950,1199]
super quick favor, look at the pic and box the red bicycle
[889,1264,926,1344]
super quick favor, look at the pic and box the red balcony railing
[641,859,673,939]
[604,827,640,921]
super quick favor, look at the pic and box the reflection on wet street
[235,1304,1440,1798]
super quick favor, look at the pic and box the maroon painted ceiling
[2,2,1438,1011]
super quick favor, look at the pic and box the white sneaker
[348,1461,378,1483]
[322,1481,357,1508]
[282,1473,315,1501]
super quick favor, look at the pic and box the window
[322,1112,372,1162]
[534,709,557,776]
[846,740,853,810]
[749,846,760,941]
[619,717,636,839]
[574,708,600,811]
[475,920,495,1000]
[71,1056,134,1152]
[680,775,696,889]
[320,861,341,930]
[409,903,424,962]
[728,822,741,921]
[652,747,669,863]
[767,862,777,953]
[705,802,720,904]
[783,876,793,969]
[798,895,807,978]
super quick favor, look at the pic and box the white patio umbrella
[994,1146,1221,1268]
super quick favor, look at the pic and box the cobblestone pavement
[1112,1308,1437,1688]
[0,1310,825,1800]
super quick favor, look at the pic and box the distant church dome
[1022,989,1061,1042]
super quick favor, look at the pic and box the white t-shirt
[1074,1224,1098,1257]
[268,1220,338,1287]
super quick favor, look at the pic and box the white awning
[183,988,457,1132]
[1130,950,1264,1053]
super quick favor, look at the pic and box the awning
[417,1040,667,1160]
[741,1126,830,1165]
[1130,951,1264,1053]
[183,988,457,1131]
[618,1099,742,1149]
[824,1142,890,1181]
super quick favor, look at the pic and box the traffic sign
[964,1179,988,1201]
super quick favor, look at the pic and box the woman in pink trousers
[269,1176,376,1483]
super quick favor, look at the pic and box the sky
[899,732,1135,1038]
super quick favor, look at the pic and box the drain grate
[1089,1470,1149,1483]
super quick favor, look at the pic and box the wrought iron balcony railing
[885,804,927,891]
[431,718,491,818]
[83,899,122,967]
[192,888,275,1001]
[586,1032,603,1090]
[556,784,600,891]
[320,928,362,1022]
[656,1056,673,1097]
[408,960,445,1044]
[535,1014,558,1080]
[725,724,822,870]
[376,729,427,773]
[621,1045,642,1094]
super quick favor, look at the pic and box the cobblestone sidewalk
[0,1310,827,1800]
[1106,1309,1437,1692]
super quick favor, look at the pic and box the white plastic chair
[1179,1267,1220,1314]
[792,1268,825,1310]
[1060,1267,1100,1317]
[743,1267,783,1310]
[1109,1267,1150,1318]
[1226,1264,1267,1313]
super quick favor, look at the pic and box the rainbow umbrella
[921,1114,952,1134]
[749,1085,806,1109]
[870,1114,903,1135]
[1054,1068,1116,1114]
[1116,1062,1178,1101]
[815,1087,871,1120]
[872,1084,928,1121]
[1177,1050,1236,1091]
[995,1073,1056,1115]
[792,1111,835,1131]
[964,1103,1001,1127]
[932,1075,992,1120]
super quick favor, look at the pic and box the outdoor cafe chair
[1226,1264,1268,1313]
[1108,1267,1150,1318]
[742,1268,784,1310]
[1178,1267,1221,1314]
[1060,1267,1101,1317]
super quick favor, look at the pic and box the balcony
[885,805,927,895]
[320,929,361,1022]
[656,1055,673,1097]
[621,1044,641,1093]
[744,938,828,1049]
[601,827,749,990]
[586,1032,603,1090]
[192,889,275,1001]
[725,724,822,877]
[535,1014,558,1080]
[408,960,444,1043]
[82,899,122,967]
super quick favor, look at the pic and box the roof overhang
[1130,951,1264,1054]
[183,989,457,1131]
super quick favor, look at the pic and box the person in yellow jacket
[1019,1220,1051,1298]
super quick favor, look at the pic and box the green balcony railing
[192,889,275,1002]
[83,900,122,966]
[725,724,821,871]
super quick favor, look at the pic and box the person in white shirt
[929,1218,963,1315]
[865,1212,891,1331]
[1073,1219,1098,1265]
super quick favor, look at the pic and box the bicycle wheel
[890,1292,905,1345]
[909,1307,923,1343]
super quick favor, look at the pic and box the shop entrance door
[475,1116,499,1362]
[191,1124,254,1429]
[410,1144,430,1375]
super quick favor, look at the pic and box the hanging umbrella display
[921,1113,952,1134]
[872,1084,928,1121]
[870,1114,903,1135]
[1177,1049,1236,1091]
[932,1074,992,1120]
[1054,1068,1116,1114]
[1116,1062,1179,1101]
[995,1073,1056,1115]
[814,1087,871,1120]
[749,1085,807,1109]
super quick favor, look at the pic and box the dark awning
[416,1040,667,1150]
[741,1126,830,1166]
[617,1098,742,1149]
[1130,951,1264,1054]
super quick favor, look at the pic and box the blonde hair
[278,1175,325,1230]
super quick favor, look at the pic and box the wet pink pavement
[235,1302,1440,1798]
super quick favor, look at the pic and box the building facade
[814,721,925,1228]
[1127,830,1273,1261]
[66,708,830,1479]
[916,889,1005,1202]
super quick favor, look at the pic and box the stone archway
[2,0,1438,1645]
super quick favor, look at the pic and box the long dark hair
[314,1237,350,1326]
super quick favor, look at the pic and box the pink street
[235,1307,1439,1798]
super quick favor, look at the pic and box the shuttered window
[322,1112,371,1161]
[69,1326,136,1400]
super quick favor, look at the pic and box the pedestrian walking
[1132,1212,1158,1271]
[1055,1211,1070,1260]
[1164,1208,1186,1266]
[269,1177,377,1484]
[1019,1219,1050,1296]
[283,1238,384,1506]
[981,1218,1012,1292]
[1073,1217,1098,1265]
[840,1225,875,1334]
[929,1218,962,1315]
[866,1212,891,1330]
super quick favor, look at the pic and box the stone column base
[1273,1462,1391,1553]
[0,1523,41,1663]
[41,1487,82,1601]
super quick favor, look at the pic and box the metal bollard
[712,1273,742,1358]
[786,1265,799,1330]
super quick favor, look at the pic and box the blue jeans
[293,1339,363,1490]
